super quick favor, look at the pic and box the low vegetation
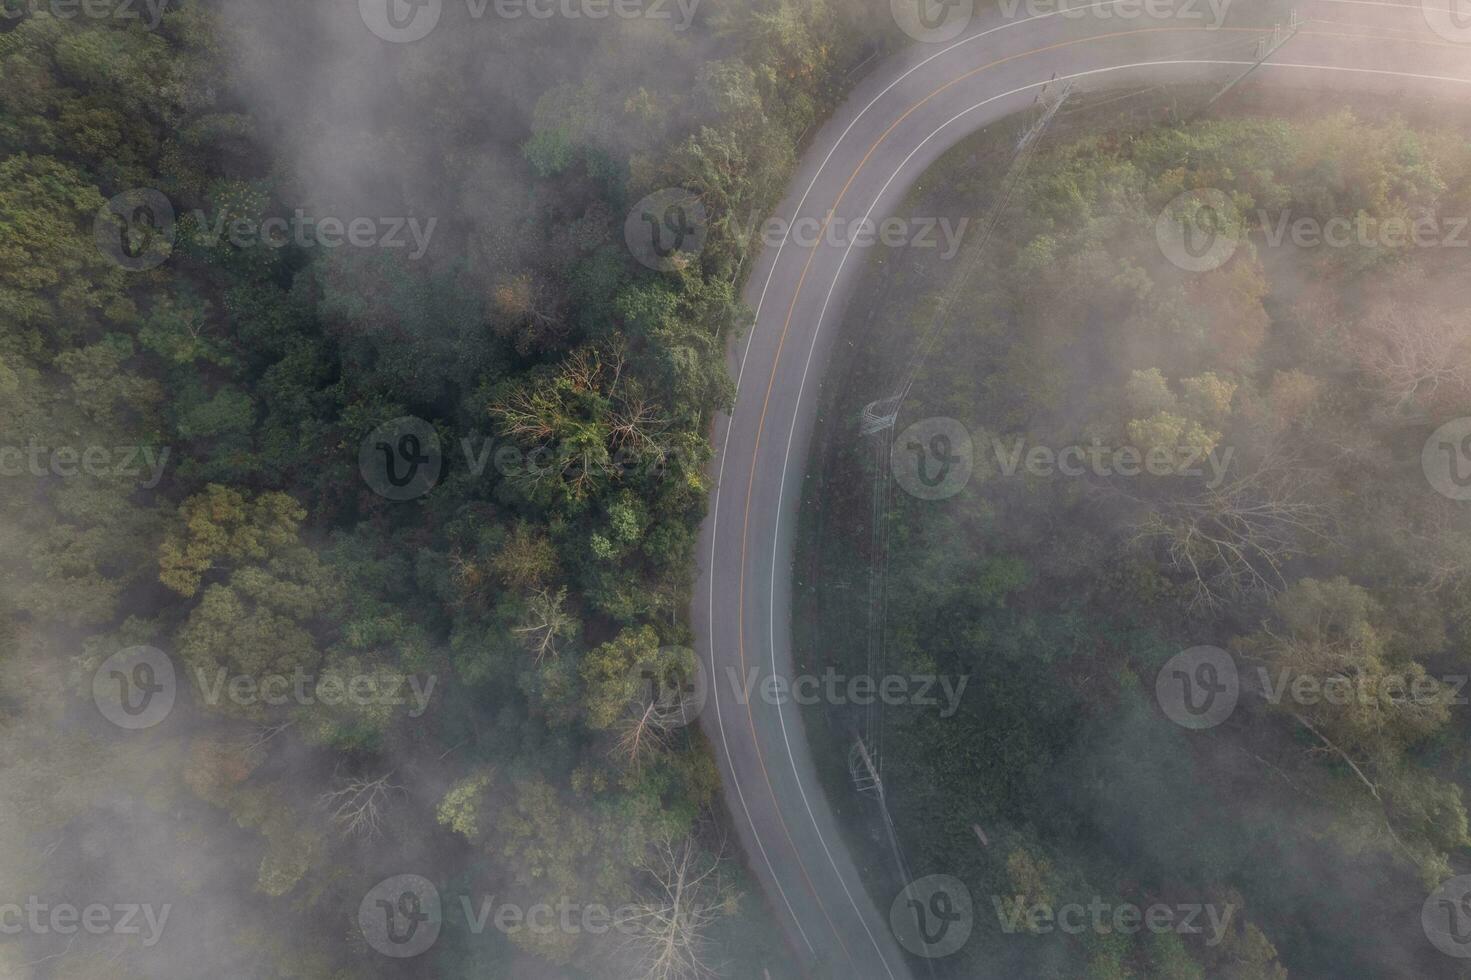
[802,107,1471,978]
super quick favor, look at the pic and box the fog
[6,0,1471,977]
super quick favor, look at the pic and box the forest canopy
[801,107,1471,980]
[0,0,890,976]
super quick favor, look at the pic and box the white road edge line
[701,0,1142,963]
[766,52,1471,978]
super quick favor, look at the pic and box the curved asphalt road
[692,3,1471,977]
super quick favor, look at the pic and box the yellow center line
[729,16,1462,966]
[735,24,1261,968]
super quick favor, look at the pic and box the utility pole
[851,734,938,980]
[849,736,885,798]
[1195,9,1300,120]
[860,391,908,436]
[1016,75,1073,155]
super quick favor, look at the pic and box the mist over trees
[9,0,1471,976]
[0,0,891,976]
[801,108,1471,979]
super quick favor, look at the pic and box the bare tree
[449,548,488,605]
[315,769,404,841]
[243,721,293,755]
[610,660,701,772]
[608,388,668,454]
[1399,497,1471,595]
[514,587,575,662]
[611,698,672,772]
[490,386,558,442]
[610,694,686,771]
[1352,295,1471,420]
[491,273,567,355]
[1128,445,1332,609]
[489,340,669,500]
[621,833,731,980]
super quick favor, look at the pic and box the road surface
[692,3,1471,977]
